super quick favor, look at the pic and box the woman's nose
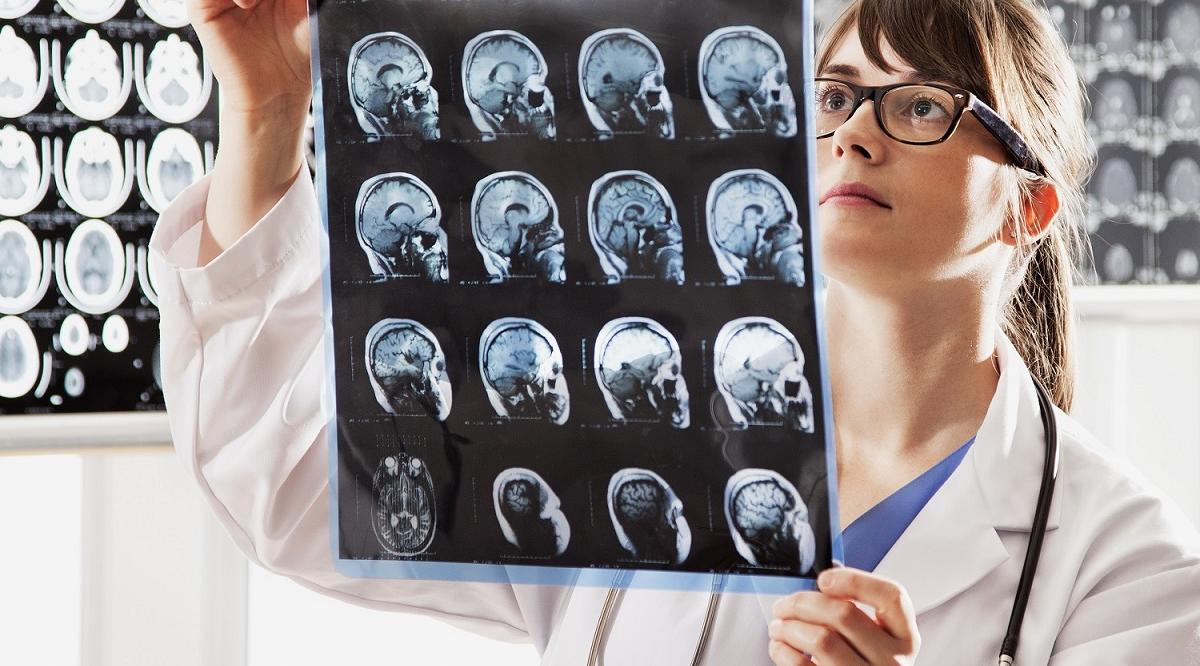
[829,99,885,164]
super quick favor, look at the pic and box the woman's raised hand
[768,568,920,665]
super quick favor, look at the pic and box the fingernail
[818,569,839,590]
[768,618,782,637]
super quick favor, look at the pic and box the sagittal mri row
[355,168,807,286]
[370,453,816,573]
[364,315,816,432]
[347,25,797,141]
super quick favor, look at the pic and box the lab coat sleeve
[1048,458,1200,664]
[147,166,556,646]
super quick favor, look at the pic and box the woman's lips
[823,194,887,207]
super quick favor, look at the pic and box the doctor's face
[816,28,1015,295]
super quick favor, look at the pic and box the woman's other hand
[768,568,920,665]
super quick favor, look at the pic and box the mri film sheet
[310,0,840,592]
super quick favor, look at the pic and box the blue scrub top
[841,435,977,572]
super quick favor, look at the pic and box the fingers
[772,590,898,664]
[768,638,815,666]
[818,569,920,651]
[769,618,868,665]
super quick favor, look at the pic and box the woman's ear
[1004,181,1060,246]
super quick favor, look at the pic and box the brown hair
[816,0,1097,412]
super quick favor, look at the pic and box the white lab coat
[149,167,1200,665]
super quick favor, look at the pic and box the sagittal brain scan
[588,171,683,284]
[137,34,209,124]
[0,26,48,119]
[58,126,131,219]
[0,125,49,217]
[54,29,131,122]
[594,317,689,428]
[698,26,796,138]
[462,30,556,140]
[347,32,440,141]
[707,169,805,286]
[371,452,436,556]
[493,467,570,557]
[0,220,41,313]
[63,219,128,313]
[479,317,569,424]
[136,0,189,29]
[725,468,816,573]
[139,127,204,213]
[0,315,39,399]
[354,173,447,281]
[579,29,674,140]
[58,0,124,24]
[364,318,452,421]
[714,317,814,432]
[607,468,691,564]
[471,172,565,283]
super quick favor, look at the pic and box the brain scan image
[58,126,132,219]
[607,468,691,564]
[724,468,816,573]
[479,317,569,424]
[0,125,50,217]
[707,169,805,286]
[354,173,447,281]
[347,32,440,141]
[698,26,796,138]
[139,127,204,213]
[1165,157,1200,210]
[594,317,689,428]
[1162,76,1200,132]
[0,26,49,119]
[364,318,452,421]
[1093,156,1139,210]
[1094,4,1137,58]
[1164,3,1200,57]
[63,219,129,313]
[371,452,436,556]
[53,30,132,121]
[0,315,39,399]
[0,0,38,19]
[471,172,565,283]
[462,30,556,141]
[579,29,674,140]
[1093,77,1139,133]
[0,219,44,314]
[136,34,210,124]
[1101,242,1135,283]
[714,317,814,432]
[137,0,189,28]
[588,171,683,284]
[57,0,124,24]
[493,467,570,557]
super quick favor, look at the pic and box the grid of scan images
[312,0,835,581]
[815,0,1200,285]
[0,0,218,413]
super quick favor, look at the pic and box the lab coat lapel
[872,325,1063,615]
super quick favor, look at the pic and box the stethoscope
[587,374,1060,666]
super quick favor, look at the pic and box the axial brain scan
[364,318,452,421]
[145,128,203,210]
[0,315,38,399]
[463,30,556,140]
[493,467,570,557]
[724,468,815,573]
[0,26,46,119]
[698,26,796,138]
[588,171,683,284]
[594,317,689,428]
[61,30,127,121]
[1094,156,1139,209]
[57,0,124,24]
[62,126,128,218]
[141,34,206,123]
[479,317,569,424]
[472,172,565,283]
[579,28,674,139]
[355,173,447,281]
[1165,156,1200,209]
[1163,75,1200,132]
[607,468,691,564]
[348,32,440,140]
[714,317,814,432]
[64,219,126,312]
[1093,77,1139,132]
[371,452,436,556]
[1095,4,1137,57]
[707,169,805,286]
[0,125,44,215]
[0,220,38,310]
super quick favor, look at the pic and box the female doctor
[151,0,1200,663]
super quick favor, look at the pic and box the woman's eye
[818,90,847,111]
[906,97,949,120]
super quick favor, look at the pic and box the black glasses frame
[813,77,1047,177]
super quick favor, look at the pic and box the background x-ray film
[0,0,218,414]
[309,0,842,592]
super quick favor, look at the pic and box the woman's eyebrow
[819,63,927,84]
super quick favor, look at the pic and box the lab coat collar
[871,324,1064,615]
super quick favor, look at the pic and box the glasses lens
[814,80,856,136]
[881,85,958,142]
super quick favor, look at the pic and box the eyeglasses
[813,78,1047,177]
